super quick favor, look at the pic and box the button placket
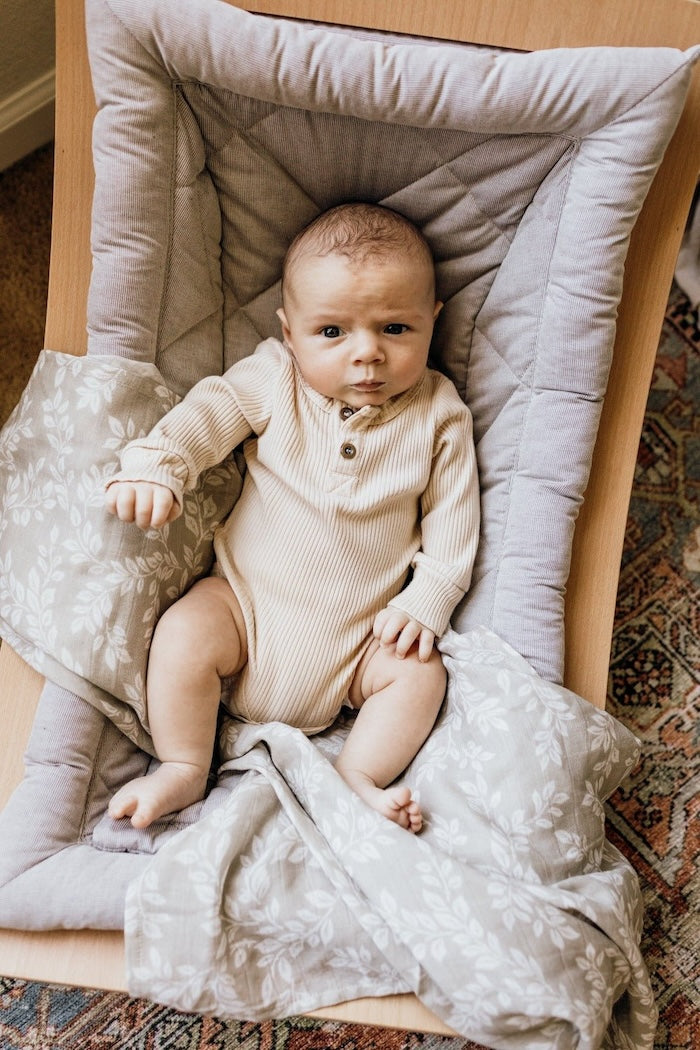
[334,404,362,475]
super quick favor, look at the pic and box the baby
[105,202,480,833]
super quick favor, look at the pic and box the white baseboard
[0,68,55,173]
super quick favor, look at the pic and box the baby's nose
[352,331,384,361]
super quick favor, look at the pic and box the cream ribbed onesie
[111,339,480,732]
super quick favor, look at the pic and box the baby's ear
[433,300,444,321]
[276,307,292,346]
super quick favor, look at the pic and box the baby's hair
[282,202,436,301]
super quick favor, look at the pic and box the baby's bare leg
[336,640,446,832]
[109,577,247,828]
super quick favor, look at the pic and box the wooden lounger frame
[1,0,698,1035]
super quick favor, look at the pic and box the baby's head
[281,202,437,304]
[277,203,442,408]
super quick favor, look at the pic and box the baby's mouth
[352,380,384,390]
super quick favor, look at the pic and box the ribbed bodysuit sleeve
[388,379,480,637]
[106,339,283,506]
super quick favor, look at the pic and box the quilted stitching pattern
[23,0,700,691]
[158,87,580,677]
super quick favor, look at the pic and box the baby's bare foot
[108,761,208,829]
[339,770,424,833]
[384,785,423,833]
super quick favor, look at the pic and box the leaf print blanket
[125,628,654,1049]
[0,352,655,1047]
[0,352,240,749]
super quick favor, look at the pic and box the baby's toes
[395,806,411,830]
[406,803,423,834]
[108,788,137,821]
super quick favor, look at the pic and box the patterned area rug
[0,148,698,1048]
[0,993,475,1050]
[605,283,700,1049]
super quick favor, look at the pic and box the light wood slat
[242,0,700,50]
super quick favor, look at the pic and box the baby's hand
[105,481,179,530]
[373,607,436,663]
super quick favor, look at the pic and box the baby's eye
[320,326,341,339]
[384,323,408,335]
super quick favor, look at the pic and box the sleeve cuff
[105,446,192,507]
[388,561,466,637]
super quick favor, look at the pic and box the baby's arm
[106,480,179,530]
[373,607,435,663]
[387,384,480,638]
[104,341,284,515]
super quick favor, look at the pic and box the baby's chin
[347,393,388,408]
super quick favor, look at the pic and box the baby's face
[277,252,442,408]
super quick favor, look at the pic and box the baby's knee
[152,593,202,651]
[153,577,243,653]
[416,646,447,696]
[151,595,242,680]
[374,641,446,698]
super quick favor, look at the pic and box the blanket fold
[0,350,241,749]
[124,627,654,1049]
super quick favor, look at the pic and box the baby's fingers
[148,486,176,528]
[131,485,174,529]
[417,628,436,663]
[374,609,408,648]
[106,483,138,523]
[373,610,436,661]
[104,484,121,518]
[105,482,176,529]
[394,620,423,659]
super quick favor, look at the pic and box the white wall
[0,0,56,170]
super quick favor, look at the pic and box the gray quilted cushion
[1,0,697,723]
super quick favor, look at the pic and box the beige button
[340,406,354,420]
[340,442,357,459]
